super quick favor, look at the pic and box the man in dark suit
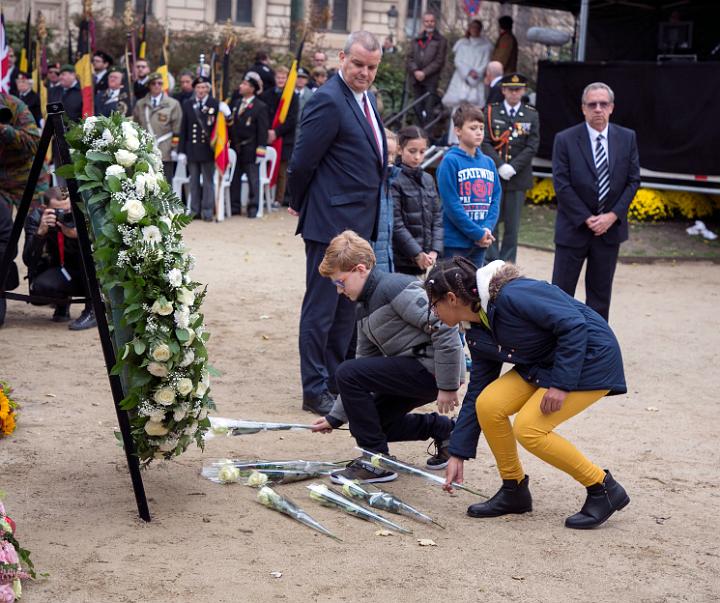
[94,69,130,117]
[178,76,220,221]
[92,51,113,94]
[406,12,447,126]
[551,82,640,321]
[288,30,386,415]
[229,72,268,217]
[48,65,83,122]
[484,61,504,107]
[249,51,276,94]
[15,72,42,125]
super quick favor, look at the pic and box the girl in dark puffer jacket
[390,126,444,276]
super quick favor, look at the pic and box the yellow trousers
[475,369,608,487]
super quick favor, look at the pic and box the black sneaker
[302,391,336,416]
[68,308,97,331]
[52,305,71,322]
[330,458,397,484]
[426,438,451,470]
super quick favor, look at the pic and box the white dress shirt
[504,100,521,117]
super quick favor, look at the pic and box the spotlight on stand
[527,27,572,60]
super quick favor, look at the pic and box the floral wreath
[0,381,17,438]
[56,114,213,464]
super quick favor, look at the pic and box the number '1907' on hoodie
[437,145,502,249]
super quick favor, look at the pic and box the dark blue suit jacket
[288,74,387,244]
[552,122,640,247]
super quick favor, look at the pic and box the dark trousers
[412,79,439,127]
[162,161,175,180]
[487,188,525,263]
[30,266,88,314]
[188,160,215,220]
[336,356,453,454]
[552,239,620,321]
[299,240,357,400]
[231,161,259,214]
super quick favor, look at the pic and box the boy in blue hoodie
[437,103,502,267]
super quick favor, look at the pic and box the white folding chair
[172,154,192,214]
[256,146,278,218]
[213,148,237,222]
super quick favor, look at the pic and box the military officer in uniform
[133,72,182,178]
[94,68,130,117]
[229,72,268,218]
[178,76,221,221]
[482,73,540,263]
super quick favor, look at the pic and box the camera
[53,208,75,227]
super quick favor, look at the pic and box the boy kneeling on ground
[311,230,464,484]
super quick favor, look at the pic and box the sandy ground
[2,212,720,603]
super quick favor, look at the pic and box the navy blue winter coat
[449,277,627,460]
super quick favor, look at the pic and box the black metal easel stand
[0,103,151,522]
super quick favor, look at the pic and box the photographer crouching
[23,187,96,330]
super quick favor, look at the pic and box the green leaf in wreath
[107,175,122,193]
[133,340,146,355]
[55,164,76,178]
[85,164,104,181]
[88,190,110,205]
[175,328,190,342]
[78,181,100,192]
[86,150,113,163]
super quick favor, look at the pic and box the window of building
[405,0,442,37]
[215,0,253,24]
[311,0,348,33]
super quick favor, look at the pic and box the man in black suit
[94,69,130,117]
[133,59,151,101]
[249,51,276,94]
[551,82,640,321]
[288,30,386,415]
[229,72,268,218]
[92,50,113,94]
[178,76,221,221]
[48,65,83,122]
[15,72,42,125]
[484,60,504,106]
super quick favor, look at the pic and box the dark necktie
[594,134,609,213]
[509,107,516,119]
[362,95,381,155]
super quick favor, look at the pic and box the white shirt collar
[95,69,107,80]
[151,92,163,102]
[490,75,503,87]
[504,100,521,115]
[586,122,609,142]
[338,69,366,105]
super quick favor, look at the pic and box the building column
[254,0,268,35]
[348,0,363,32]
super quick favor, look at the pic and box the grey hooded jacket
[328,269,464,426]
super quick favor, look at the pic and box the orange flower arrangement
[0,381,18,437]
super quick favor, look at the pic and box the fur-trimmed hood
[476,260,506,312]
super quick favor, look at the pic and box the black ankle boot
[565,470,630,529]
[467,475,532,518]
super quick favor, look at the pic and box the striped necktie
[594,134,609,213]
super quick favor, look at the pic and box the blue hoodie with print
[437,146,502,249]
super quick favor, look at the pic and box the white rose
[145,170,159,193]
[167,269,183,288]
[151,344,172,362]
[195,371,210,398]
[246,471,269,487]
[101,129,115,144]
[83,116,98,135]
[125,135,140,151]
[115,149,138,167]
[106,165,126,179]
[147,362,168,378]
[177,378,194,397]
[176,288,195,307]
[142,225,162,245]
[151,299,173,316]
[134,173,147,196]
[121,199,146,223]
[144,419,169,436]
[218,464,240,484]
[257,486,278,506]
[183,421,198,436]
[174,307,190,329]
[173,405,188,421]
[153,386,176,406]
[179,349,195,367]
[196,408,208,420]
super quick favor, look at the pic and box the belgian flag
[75,16,94,117]
[156,22,170,94]
[138,0,148,60]
[18,11,31,74]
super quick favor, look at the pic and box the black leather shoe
[302,391,335,416]
[68,308,97,331]
[247,206,258,219]
[52,305,71,322]
[0,298,6,327]
[467,475,532,518]
[565,470,630,529]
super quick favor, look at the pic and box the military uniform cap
[297,67,310,78]
[59,64,76,73]
[147,72,164,83]
[193,75,211,87]
[501,73,528,88]
[93,50,114,65]
[16,71,31,80]
[243,71,263,93]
